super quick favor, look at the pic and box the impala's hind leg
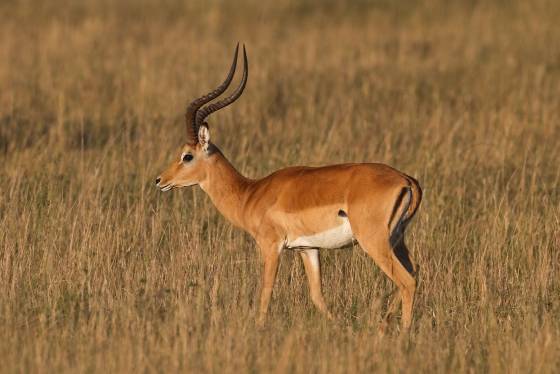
[393,237,415,275]
[300,249,332,319]
[382,239,416,325]
[351,222,416,329]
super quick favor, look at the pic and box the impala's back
[241,162,421,251]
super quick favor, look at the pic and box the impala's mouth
[159,184,173,192]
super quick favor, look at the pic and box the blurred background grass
[0,0,559,373]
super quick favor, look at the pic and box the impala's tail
[388,176,422,250]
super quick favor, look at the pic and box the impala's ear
[198,125,210,152]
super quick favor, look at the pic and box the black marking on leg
[389,186,413,248]
[394,239,415,275]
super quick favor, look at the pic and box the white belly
[286,218,354,249]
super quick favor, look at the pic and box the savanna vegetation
[1,0,559,372]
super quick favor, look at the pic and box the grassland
[1,0,559,372]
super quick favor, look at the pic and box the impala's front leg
[300,249,332,319]
[256,242,282,327]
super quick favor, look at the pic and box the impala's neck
[199,147,252,228]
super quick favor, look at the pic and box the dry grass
[1,0,559,372]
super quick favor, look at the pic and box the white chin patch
[286,217,354,249]
[161,185,173,192]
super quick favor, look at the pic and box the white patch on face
[286,218,354,249]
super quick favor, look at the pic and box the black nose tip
[155,177,161,185]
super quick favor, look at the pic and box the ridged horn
[195,45,248,130]
[184,43,239,144]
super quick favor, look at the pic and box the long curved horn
[195,45,248,130]
[185,43,239,144]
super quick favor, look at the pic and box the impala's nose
[155,177,161,185]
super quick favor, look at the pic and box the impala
[156,44,422,329]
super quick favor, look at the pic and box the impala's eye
[182,153,194,163]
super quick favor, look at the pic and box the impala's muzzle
[155,176,173,191]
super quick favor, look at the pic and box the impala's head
[156,44,248,191]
